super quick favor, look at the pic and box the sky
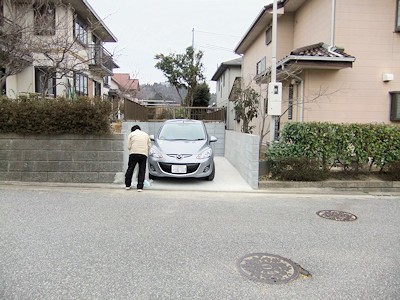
[88,0,272,93]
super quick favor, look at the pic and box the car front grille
[159,163,200,174]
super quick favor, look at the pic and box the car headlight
[149,147,163,159]
[197,147,212,159]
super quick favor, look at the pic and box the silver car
[148,119,217,181]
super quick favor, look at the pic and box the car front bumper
[148,156,214,178]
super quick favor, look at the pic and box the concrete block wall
[0,134,124,183]
[224,130,260,189]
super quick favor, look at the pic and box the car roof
[163,119,204,124]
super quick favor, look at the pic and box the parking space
[145,157,254,192]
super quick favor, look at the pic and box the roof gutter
[80,0,118,42]
[277,55,355,67]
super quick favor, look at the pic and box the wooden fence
[124,100,226,122]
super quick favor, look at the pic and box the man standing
[125,125,151,191]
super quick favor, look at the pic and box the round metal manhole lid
[237,253,300,284]
[316,210,357,221]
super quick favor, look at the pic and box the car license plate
[171,165,187,173]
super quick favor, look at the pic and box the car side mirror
[149,134,155,141]
[210,136,217,143]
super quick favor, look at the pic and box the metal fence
[124,100,226,122]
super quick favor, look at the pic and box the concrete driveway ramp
[147,157,254,192]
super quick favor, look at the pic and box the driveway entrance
[145,157,254,192]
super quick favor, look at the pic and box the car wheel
[149,173,157,180]
[205,162,215,181]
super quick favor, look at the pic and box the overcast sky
[88,0,272,92]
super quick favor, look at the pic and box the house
[233,0,400,144]
[110,73,140,100]
[211,57,242,130]
[0,0,118,99]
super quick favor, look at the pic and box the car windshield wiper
[166,138,190,141]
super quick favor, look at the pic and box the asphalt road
[1,185,399,299]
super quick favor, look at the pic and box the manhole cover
[237,253,300,284]
[316,210,357,221]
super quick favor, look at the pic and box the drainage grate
[237,253,300,284]
[316,210,357,221]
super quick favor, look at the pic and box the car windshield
[158,123,206,141]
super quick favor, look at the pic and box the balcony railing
[88,44,116,76]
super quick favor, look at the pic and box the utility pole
[268,0,281,144]
[192,28,195,49]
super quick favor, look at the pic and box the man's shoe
[125,187,131,190]
[137,189,143,192]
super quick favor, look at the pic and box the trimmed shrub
[269,156,328,181]
[267,122,400,175]
[0,96,111,135]
[385,161,400,181]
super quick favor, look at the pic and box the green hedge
[0,96,112,135]
[267,122,400,173]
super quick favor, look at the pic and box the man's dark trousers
[125,154,147,189]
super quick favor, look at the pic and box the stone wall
[0,134,124,183]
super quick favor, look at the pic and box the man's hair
[131,125,141,132]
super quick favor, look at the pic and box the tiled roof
[255,42,355,83]
[290,42,354,58]
[112,74,139,91]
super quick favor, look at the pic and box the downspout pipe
[327,0,342,57]
[291,74,304,122]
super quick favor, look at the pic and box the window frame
[34,67,56,97]
[74,72,88,96]
[1,67,6,95]
[34,3,56,36]
[0,0,4,27]
[256,57,266,75]
[389,91,400,121]
[94,80,101,97]
[74,16,88,46]
[396,0,400,32]
[265,27,272,45]
[288,84,293,120]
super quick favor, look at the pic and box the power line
[198,44,234,52]
[195,29,241,39]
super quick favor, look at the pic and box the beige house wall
[293,0,332,48]
[237,0,400,146]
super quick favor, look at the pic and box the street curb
[259,180,400,193]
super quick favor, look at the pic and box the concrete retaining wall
[0,134,124,183]
[224,130,260,189]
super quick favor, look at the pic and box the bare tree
[0,0,116,97]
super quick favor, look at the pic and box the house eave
[71,0,117,43]
[234,0,306,54]
[254,56,355,84]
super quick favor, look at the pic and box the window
[34,3,55,35]
[35,67,56,97]
[74,73,88,96]
[288,84,293,120]
[1,67,6,95]
[265,27,272,45]
[74,16,88,45]
[0,0,4,27]
[103,76,109,87]
[390,92,400,121]
[396,0,400,31]
[256,57,266,75]
[94,80,101,97]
